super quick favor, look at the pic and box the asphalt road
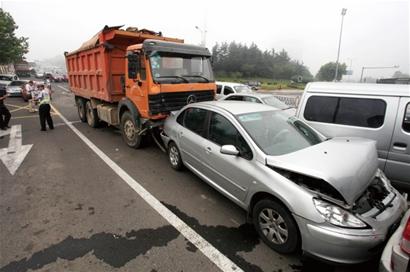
[0,83,379,272]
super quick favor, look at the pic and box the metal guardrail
[273,95,301,108]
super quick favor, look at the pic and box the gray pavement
[0,83,379,272]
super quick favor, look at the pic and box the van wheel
[76,97,87,122]
[120,111,142,149]
[168,142,183,170]
[85,101,99,128]
[253,199,299,254]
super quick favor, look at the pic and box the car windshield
[9,81,25,86]
[234,85,252,93]
[261,96,289,110]
[150,52,214,84]
[0,75,13,81]
[237,110,323,156]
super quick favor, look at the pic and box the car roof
[305,82,410,97]
[193,100,277,115]
[215,81,247,87]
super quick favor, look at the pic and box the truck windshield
[150,52,214,84]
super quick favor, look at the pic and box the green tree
[316,62,347,81]
[0,8,29,64]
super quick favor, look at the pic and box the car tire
[253,199,299,254]
[120,111,142,149]
[85,101,99,128]
[168,142,183,171]
[76,97,87,122]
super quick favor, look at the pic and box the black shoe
[0,127,6,131]
[50,127,54,130]
[5,125,11,128]
[41,129,46,131]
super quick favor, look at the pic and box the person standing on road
[35,84,54,131]
[0,85,11,130]
[25,80,36,112]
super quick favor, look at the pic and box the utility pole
[334,8,347,81]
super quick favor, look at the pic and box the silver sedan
[161,101,407,264]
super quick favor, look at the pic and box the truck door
[385,97,410,186]
[126,52,148,116]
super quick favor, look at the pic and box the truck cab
[65,26,216,149]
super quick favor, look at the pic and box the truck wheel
[85,101,99,128]
[120,111,142,148]
[76,97,87,122]
[253,199,299,254]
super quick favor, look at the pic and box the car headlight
[313,198,367,228]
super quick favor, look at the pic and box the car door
[200,111,256,202]
[177,107,208,171]
[384,97,410,185]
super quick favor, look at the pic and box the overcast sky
[2,0,409,79]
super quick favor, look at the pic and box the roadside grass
[215,76,307,90]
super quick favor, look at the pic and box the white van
[296,82,410,187]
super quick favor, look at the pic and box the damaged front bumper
[295,190,408,264]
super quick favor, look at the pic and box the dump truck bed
[65,26,183,103]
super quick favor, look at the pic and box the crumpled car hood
[266,137,378,206]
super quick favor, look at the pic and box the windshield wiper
[181,75,210,83]
[157,75,189,83]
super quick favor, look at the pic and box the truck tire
[75,97,87,122]
[85,101,99,128]
[120,111,142,148]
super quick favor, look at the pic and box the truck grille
[149,90,214,115]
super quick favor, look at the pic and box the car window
[243,96,262,103]
[403,103,410,133]
[176,110,185,125]
[216,85,222,94]
[224,86,234,95]
[304,96,386,128]
[208,112,252,160]
[182,107,208,136]
[225,95,243,101]
[234,85,252,93]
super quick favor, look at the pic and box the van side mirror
[127,53,140,79]
[220,145,239,156]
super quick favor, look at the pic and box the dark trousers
[39,104,54,130]
[0,104,11,129]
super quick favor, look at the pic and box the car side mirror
[220,145,239,156]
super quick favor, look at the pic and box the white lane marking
[53,120,81,128]
[56,85,71,93]
[51,105,242,272]
[0,125,33,175]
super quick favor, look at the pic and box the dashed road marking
[51,104,243,272]
[56,85,71,94]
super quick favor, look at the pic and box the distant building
[377,77,410,84]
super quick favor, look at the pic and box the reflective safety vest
[39,90,51,105]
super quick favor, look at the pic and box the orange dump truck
[65,26,215,148]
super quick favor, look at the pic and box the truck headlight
[313,199,367,228]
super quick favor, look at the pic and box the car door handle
[178,131,183,138]
[393,142,407,151]
[205,147,212,154]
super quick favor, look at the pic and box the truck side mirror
[127,53,140,79]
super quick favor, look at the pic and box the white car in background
[216,81,253,100]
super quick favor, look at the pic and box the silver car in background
[161,101,407,264]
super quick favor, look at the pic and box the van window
[224,86,234,95]
[403,103,410,133]
[304,96,386,128]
